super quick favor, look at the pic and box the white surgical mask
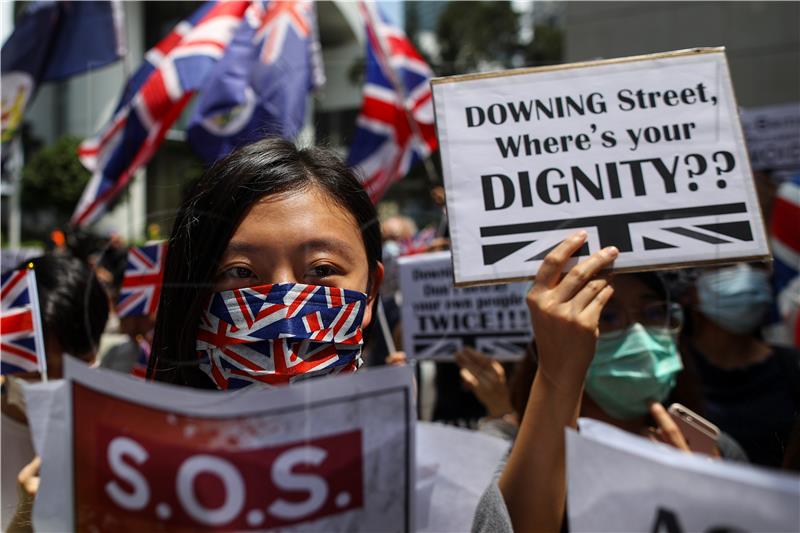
[696,264,772,334]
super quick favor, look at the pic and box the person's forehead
[227,189,365,254]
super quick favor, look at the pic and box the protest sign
[398,251,532,360]
[740,102,800,174]
[34,359,415,532]
[432,48,771,286]
[567,418,800,532]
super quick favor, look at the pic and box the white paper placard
[432,48,771,285]
[567,418,800,532]
[740,102,800,173]
[32,359,415,532]
[398,251,532,360]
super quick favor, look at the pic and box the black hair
[23,254,109,359]
[149,138,382,387]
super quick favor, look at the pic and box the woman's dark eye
[308,264,338,278]
[224,266,255,279]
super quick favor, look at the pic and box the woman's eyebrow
[300,238,357,257]
[223,241,265,255]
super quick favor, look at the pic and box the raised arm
[498,231,618,532]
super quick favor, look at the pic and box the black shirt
[691,344,800,467]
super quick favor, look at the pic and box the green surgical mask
[585,323,683,420]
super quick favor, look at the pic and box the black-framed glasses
[598,301,684,338]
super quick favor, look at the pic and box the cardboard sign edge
[430,46,726,85]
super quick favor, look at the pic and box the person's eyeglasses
[598,301,684,338]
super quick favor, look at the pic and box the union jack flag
[347,2,438,203]
[1,267,47,376]
[72,1,250,226]
[197,282,365,390]
[116,242,167,318]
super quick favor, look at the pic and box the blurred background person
[1,254,109,529]
[685,262,800,467]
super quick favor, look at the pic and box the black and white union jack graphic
[479,202,754,266]
[412,332,531,360]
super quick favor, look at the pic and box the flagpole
[117,4,136,244]
[8,138,23,249]
[376,296,397,355]
[359,2,441,189]
[26,267,48,382]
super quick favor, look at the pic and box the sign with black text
[398,252,531,360]
[432,48,770,285]
[567,419,800,532]
[38,359,415,532]
[740,102,800,174]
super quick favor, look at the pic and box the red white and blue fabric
[72,1,250,226]
[769,175,800,346]
[187,0,325,165]
[197,282,366,390]
[1,268,46,376]
[116,242,167,318]
[399,227,437,256]
[346,2,437,203]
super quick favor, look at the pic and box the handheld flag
[116,242,167,318]
[72,1,250,226]
[1,267,47,376]
[347,2,437,203]
[1,0,124,164]
[188,0,325,165]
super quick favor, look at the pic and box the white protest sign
[567,418,800,532]
[740,102,800,173]
[34,359,415,532]
[398,251,532,360]
[432,48,771,286]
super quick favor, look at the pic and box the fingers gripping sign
[527,231,619,392]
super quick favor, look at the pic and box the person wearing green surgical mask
[472,236,750,533]
[504,273,741,445]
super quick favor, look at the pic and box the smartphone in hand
[667,403,720,457]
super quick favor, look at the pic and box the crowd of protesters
[1,138,798,532]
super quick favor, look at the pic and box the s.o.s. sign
[67,362,413,532]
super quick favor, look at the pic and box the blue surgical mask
[585,324,683,420]
[696,264,772,334]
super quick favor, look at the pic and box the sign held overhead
[432,48,770,286]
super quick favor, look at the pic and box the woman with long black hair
[148,137,383,388]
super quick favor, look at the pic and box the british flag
[116,242,167,318]
[72,1,251,226]
[196,282,366,390]
[1,267,46,376]
[346,2,438,203]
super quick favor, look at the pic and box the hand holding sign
[526,232,618,392]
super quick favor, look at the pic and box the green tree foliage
[20,136,90,217]
[523,23,564,66]
[431,1,564,76]
[436,1,521,75]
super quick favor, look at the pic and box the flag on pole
[116,242,167,318]
[1,0,124,166]
[346,2,437,203]
[188,0,325,165]
[1,267,47,376]
[72,1,250,227]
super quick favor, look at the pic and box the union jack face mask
[196,282,367,390]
